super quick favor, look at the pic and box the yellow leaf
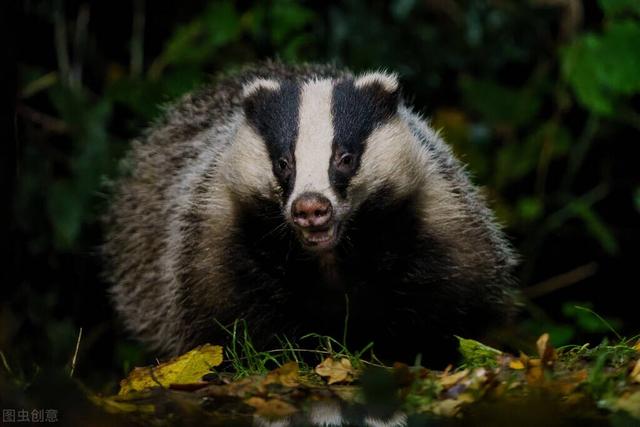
[509,360,525,370]
[440,369,469,388]
[118,344,223,395]
[315,357,355,385]
[633,340,640,352]
[264,361,300,387]
[528,358,542,367]
[88,393,155,415]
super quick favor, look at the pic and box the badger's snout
[290,193,338,250]
[291,193,333,228]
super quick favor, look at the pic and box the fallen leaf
[554,369,588,394]
[528,358,541,367]
[431,393,474,417]
[526,358,544,385]
[118,344,223,395]
[246,397,298,418]
[536,333,557,367]
[264,361,300,387]
[315,357,355,385]
[509,360,525,370]
[440,369,469,388]
[613,391,640,418]
[88,393,155,415]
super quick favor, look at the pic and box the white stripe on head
[288,79,336,212]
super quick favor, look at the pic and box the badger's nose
[291,193,333,228]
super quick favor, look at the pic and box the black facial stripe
[330,78,399,197]
[243,80,300,198]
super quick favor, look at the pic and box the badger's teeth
[302,225,335,244]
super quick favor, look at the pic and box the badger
[104,62,517,366]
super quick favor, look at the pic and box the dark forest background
[3,0,640,397]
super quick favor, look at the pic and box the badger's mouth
[298,222,340,251]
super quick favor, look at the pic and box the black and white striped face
[240,72,410,252]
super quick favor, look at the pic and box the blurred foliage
[7,0,640,396]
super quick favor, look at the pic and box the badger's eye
[278,158,289,171]
[336,153,355,172]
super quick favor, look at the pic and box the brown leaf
[554,369,588,395]
[525,358,544,385]
[528,358,542,367]
[392,362,414,387]
[440,369,469,388]
[536,333,557,367]
[315,357,355,385]
[264,362,300,387]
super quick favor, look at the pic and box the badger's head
[228,72,422,253]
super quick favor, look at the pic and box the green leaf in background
[519,319,576,347]
[634,187,640,213]
[547,325,576,347]
[598,0,640,17]
[150,0,241,76]
[595,22,640,95]
[562,20,640,115]
[390,0,417,21]
[459,76,542,127]
[494,120,571,190]
[495,140,537,189]
[269,0,314,45]
[245,0,315,61]
[107,66,205,121]
[538,121,572,159]
[517,197,543,222]
[562,303,623,335]
[45,85,113,249]
[569,200,619,255]
[47,181,84,249]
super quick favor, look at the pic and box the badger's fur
[104,62,517,365]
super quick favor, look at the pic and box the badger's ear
[241,78,281,123]
[242,78,281,99]
[354,71,399,93]
[354,71,400,118]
